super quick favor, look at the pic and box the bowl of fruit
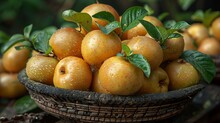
[17,2,216,123]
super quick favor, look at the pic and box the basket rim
[18,69,205,105]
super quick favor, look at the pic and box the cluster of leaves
[191,9,220,27]
[1,25,57,55]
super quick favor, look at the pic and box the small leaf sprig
[191,9,220,27]
[1,24,57,55]
[139,20,190,45]
[117,44,151,78]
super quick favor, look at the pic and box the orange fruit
[81,30,121,67]
[53,56,92,91]
[49,27,84,60]
[0,58,6,73]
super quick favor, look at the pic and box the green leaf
[13,95,38,114]
[181,50,216,84]
[139,20,162,41]
[144,5,154,15]
[203,10,220,27]
[92,11,115,22]
[156,26,168,43]
[158,12,169,21]
[167,33,182,39]
[121,6,148,32]
[164,20,176,29]
[122,44,132,56]
[15,41,33,50]
[62,10,92,32]
[127,54,151,78]
[96,21,120,34]
[191,10,204,22]
[170,21,190,30]
[178,0,196,10]
[23,24,33,38]
[32,31,52,55]
[1,34,25,54]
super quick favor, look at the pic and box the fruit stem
[177,59,186,63]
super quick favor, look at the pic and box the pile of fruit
[0,2,216,97]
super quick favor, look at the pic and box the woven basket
[212,55,220,82]
[18,69,204,123]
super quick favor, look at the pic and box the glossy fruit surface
[211,17,220,40]
[81,30,121,67]
[0,73,27,98]
[198,37,220,55]
[138,67,169,94]
[2,43,30,73]
[164,59,200,90]
[98,56,145,95]
[127,36,163,70]
[49,27,84,60]
[53,56,92,90]
[26,55,58,85]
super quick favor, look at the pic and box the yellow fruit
[186,23,209,46]
[53,56,92,91]
[49,27,84,60]
[81,3,120,31]
[81,30,121,67]
[163,37,184,62]
[98,56,145,95]
[0,58,6,73]
[164,59,200,90]
[127,36,163,70]
[198,37,220,56]
[0,73,27,98]
[2,43,30,73]
[138,67,169,94]
[182,33,197,51]
[211,17,220,40]
[26,55,58,85]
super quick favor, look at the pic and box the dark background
[0,0,220,35]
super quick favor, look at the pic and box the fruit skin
[81,30,121,67]
[122,16,163,40]
[164,59,200,90]
[53,56,92,91]
[186,23,209,46]
[26,55,58,85]
[49,27,84,60]
[138,67,169,94]
[182,33,197,51]
[127,36,163,70]
[163,37,184,62]
[91,71,111,94]
[211,17,220,40]
[98,56,145,95]
[0,73,27,98]
[2,43,30,73]
[198,37,220,56]
[0,58,6,73]
[81,3,120,31]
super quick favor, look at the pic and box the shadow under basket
[18,69,204,123]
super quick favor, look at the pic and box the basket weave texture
[18,69,204,123]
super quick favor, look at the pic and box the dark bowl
[18,69,204,123]
[211,55,220,82]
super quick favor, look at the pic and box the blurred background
[0,0,220,35]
